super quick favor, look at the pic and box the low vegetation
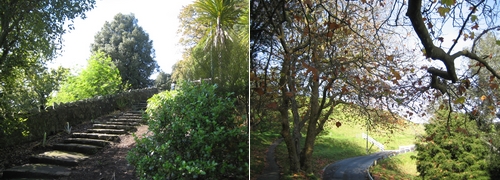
[370,152,419,180]
[47,51,124,104]
[127,82,248,179]
[251,104,424,179]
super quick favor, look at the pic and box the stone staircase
[0,102,148,179]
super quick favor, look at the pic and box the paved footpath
[322,151,392,180]
[256,138,283,180]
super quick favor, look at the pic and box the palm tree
[193,0,243,84]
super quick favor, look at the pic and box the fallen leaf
[336,121,342,128]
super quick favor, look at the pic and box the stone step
[104,121,140,126]
[126,110,144,114]
[109,118,143,123]
[29,150,89,167]
[86,128,127,134]
[53,143,102,155]
[64,138,112,147]
[1,164,71,179]
[71,132,120,141]
[120,113,143,117]
[92,124,136,131]
[118,116,142,120]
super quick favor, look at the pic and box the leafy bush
[47,51,123,104]
[415,108,490,179]
[127,82,248,179]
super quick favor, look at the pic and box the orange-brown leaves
[326,22,342,30]
[471,23,479,30]
[489,83,499,89]
[266,102,278,110]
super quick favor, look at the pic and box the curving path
[257,138,283,180]
[322,151,392,180]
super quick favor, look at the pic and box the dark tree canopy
[0,0,95,88]
[91,13,159,89]
[0,0,96,145]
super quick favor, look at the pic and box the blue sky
[49,0,194,76]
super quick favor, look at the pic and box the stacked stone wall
[1,88,157,147]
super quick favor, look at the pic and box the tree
[154,71,172,91]
[465,33,500,130]
[0,0,96,139]
[251,0,416,174]
[0,0,95,82]
[48,51,123,104]
[174,0,248,91]
[415,106,490,179]
[91,13,159,89]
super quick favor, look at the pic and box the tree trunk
[278,55,301,173]
[300,73,320,173]
[279,110,301,173]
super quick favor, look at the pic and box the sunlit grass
[250,102,425,179]
[273,121,423,179]
[370,151,419,180]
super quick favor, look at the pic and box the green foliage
[154,71,172,91]
[48,51,123,104]
[467,32,500,131]
[0,0,95,81]
[370,152,419,179]
[0,63,68,144]
[415,109,491,179]
[173,0,248,91]
[91,13,159,89]
[1,0,94,140]
[127,82,248,179]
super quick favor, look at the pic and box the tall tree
[466,33,500,130]
[0,0,95,81]
[91,13,159,89]
[251,0,416,173]
[154,71,172,91]
[174,0,248,91]
[0,0,95,142]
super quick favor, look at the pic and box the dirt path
[322,151,392,180]
[256,138,283,180]
[62,125,150,180]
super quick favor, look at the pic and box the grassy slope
[251,120,424,179]
[370,151,419,180]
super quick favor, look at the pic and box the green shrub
[415,109,490,179]
[47,51,123,104]
[127,82,248,179]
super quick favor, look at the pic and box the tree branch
[458,50,500,80]
[407,0,458,93]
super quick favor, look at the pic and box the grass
[251,120,424,179]
[369,151,419,180]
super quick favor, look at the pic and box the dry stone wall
[1,88,157,147]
